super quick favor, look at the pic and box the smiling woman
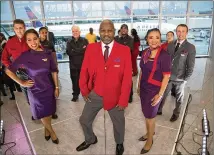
[4,28,60,145]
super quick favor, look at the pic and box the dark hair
[24,29,39,40]
[144,28,161,45]
[176,24,188,32]
[166,31,174,36]
[13,19,25,27]
[0,33,6,42]
[131,29,140,42]
[118,29,120,35]
[39,27,48,32]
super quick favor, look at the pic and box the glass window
[1,22,15,38]
[190,1,213,15]
[74,18,102,37]
[132,16,159,47]
[103,1,131,17]
[73,1,101,17]
[162,1,187,15]
[43,1,73,19]
[13,1,42,20]
[188,16,212,55]
[132,1,159,16]
[1,1,13,21]
[161,16,186,41]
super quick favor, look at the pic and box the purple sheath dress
[140,50,171,118]
[9,49,57,119]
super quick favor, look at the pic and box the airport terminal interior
[0,1,214,155]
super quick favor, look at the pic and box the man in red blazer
[76,20,132,155]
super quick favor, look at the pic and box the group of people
[0,18,196,155]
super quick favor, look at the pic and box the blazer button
[104,67,107,70]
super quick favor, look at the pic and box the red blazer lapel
[105,41,118,66]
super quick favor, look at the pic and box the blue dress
[9,49,58,119]
[140,49,171,118]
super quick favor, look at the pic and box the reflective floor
[1,58,213,155]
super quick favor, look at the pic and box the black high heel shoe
[52,138,59,144]
[45,129,51,141]
[140,140,153,154]
[138,132,155,141]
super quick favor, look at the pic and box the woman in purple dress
[5,29,59,144]
[137,28,171,154]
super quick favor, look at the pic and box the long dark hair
[144,28,161,45]
[131,28,140,42]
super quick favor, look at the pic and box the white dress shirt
[176,39,185,47]
[101,41,114,56]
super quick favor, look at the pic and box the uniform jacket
[66,37,88,69]
[79,41,132,110]
[141,47,171,87]
[115,35,134,52]
[167,40,196,81]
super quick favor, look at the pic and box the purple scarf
[143,48,152,64]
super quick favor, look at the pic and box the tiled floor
[1,58,213,155]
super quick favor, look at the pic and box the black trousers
[70,69,81,97]
[158,80,186,116]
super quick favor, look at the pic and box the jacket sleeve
[1,43,11,67]
[79,44,91,96]
[118,47,132,107]
[66,39,88,56]
[184,45,196,81]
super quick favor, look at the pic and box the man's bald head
[72,25,81,39]
[99,20,115,44]
[99,20,115,31]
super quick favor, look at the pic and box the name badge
[114,65,120,67]
[42,58,48,62]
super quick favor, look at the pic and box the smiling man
[158,24,196,122]
[77,20,132,155]
[66,25,88,102]
[1,19,30,104]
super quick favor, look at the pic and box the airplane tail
[148,9,155,15]
[24,6,43,28]
[124,6,134,16]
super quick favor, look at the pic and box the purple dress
[9,49,58,119]
[140,50,171,118]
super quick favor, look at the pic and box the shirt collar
[101,40,114,49]
[177,39,185,46]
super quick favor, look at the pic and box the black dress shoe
[3,93,7,96]
[31,116,35,120]
[140,140,153,154]
[71,96,78,102]
[52,114,58,119]
[138,132,155,141]
[116,143,124,155]
[9,96,15,100]
[171,92,176,97]
[76,136,98,152]
[128,97,133,103]
[170,114,179,122]
[157,111,162,115]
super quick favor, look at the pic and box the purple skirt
[140,89,161,119]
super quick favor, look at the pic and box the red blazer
[1,36,29,67]
[79,41,132,110]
